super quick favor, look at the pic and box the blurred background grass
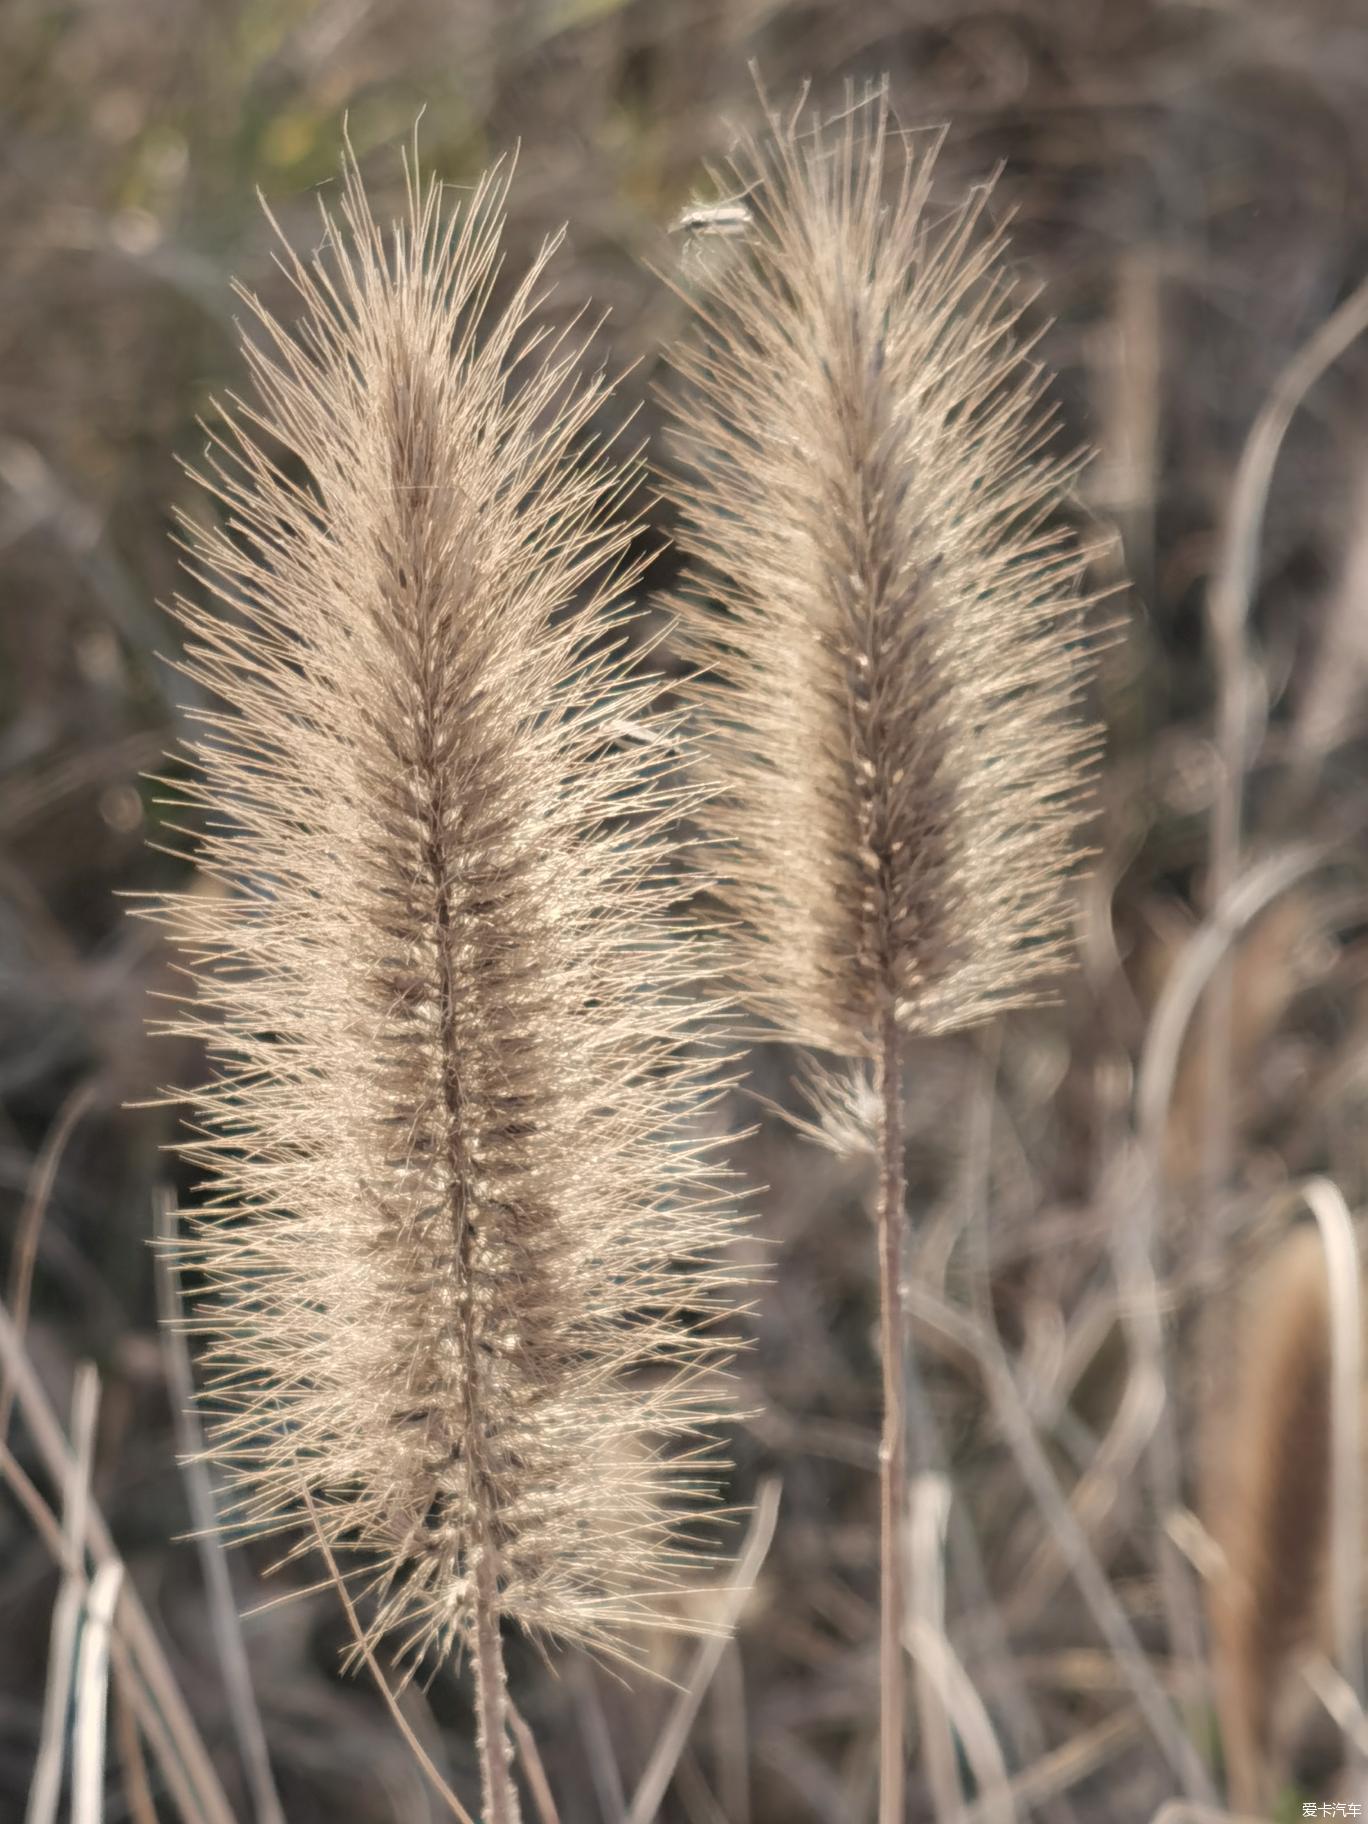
[7,2,1368,1819]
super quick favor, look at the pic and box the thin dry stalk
[709,1639,751,1824]
[940,1048,1074,1824]
[0,1320,238,1824]
[153,1194,285,1824]
[1112,1143,1206,1771]
[573,1662,628,1824]
[674,1752,730,1824]
[3,1408,220,1824]
[506,1702,560,1824]
[1135,842,1331,1157]
[962,1711,1141,1824]
[299,1480,477,1824]
[1096,247,1160,610]
[1131,839,1335,1764]
[876,1005,907,1817]
[664,88,1098,1822]
[1193,297,1368,1794]
[1,1078,96,1444]
[1298,1180,1364,1715]
[1301,1655,1368,1776]
[624,1476,781,1824]
[1292,453,1368,775]
[1007,1291,1164,1624]
[73,1561,124,1824]
[111,1670,158,1824]
[0,1279,243,1824]
[2,1454,226,1824]
[108,1640,213,1824]
[28,1363,100,1824]
[908,1473,967,1824]
[902,1282,1213,1796]
[1201,273,1368,1193]
[140,146,739,1824]
[904,1630,1014,1824]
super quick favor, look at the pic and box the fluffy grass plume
[667,90,1098,1058]
[664,88,1098,1822]
[143,150,737,1812]
[1206,1224,1334,1812]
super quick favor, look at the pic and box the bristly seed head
[141,151,740,1676]
[666,91,1101,1057]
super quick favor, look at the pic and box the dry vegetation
[6,3,1368,1821]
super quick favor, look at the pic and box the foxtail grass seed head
[1206,1224,1335,1811]
[143,152,739,1676]
[666,92,1100,1056]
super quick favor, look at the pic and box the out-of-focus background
[6,3,1368,1820]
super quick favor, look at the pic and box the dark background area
[6,3,1368,1819]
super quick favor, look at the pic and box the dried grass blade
[1297,1179,1364,1711]
[72,1560,125,1824]
[625,1478,781,1824]
[27,1362,100,1824]
[908,1473,964,1823]
[507,1700,561,1824]
[154,1193,285,1824]
[903,1285,1213,1798]
[0,1300,237,1824]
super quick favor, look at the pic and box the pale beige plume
[139,149,740,1820]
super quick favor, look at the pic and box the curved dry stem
[0,1302,237,1824]
[1296,1178,1364,1710]
[507,1701,560,1824]
[1,1078,97,1444]
[1203,272,1368,1196]
[902,1283,1214,1800]
[1135,841,1330,1156]
[299,1480,477,1824]
[624,1478,781,1824]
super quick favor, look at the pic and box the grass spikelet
[1206,1224,1335,1812]
[666,91,1097,1057]
[141,149,738,1819]
[662,87,1099,1822]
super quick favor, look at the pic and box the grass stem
[474,1550,521,1824]
[877,1001,908,1824]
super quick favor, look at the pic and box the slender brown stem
[403,439,522,1824]
[507,1698,560,1824]
[473,1548,520,1824]
[876,1001,907,1824]
[112,1663,159,1824]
